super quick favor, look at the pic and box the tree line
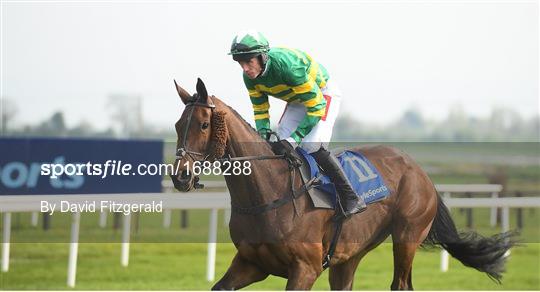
[1,98,538,142]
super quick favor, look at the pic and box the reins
[229,166,319,216]
[216,154,286,162]
[216,136,316,216]
[176,97,312,215]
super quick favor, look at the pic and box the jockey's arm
[248,89,271,139]
[243,73,272,139]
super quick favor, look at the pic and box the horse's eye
[201,122,209,130]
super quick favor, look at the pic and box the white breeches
[277,79,342,154]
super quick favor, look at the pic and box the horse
[170,78,514,290]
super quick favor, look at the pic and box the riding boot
[312,148,367,217]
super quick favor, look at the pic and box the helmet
[229,30,270,62]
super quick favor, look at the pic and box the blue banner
[0,137,164,195]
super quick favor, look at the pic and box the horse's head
[170,78,228,192]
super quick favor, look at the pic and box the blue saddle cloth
[296,148,391,206]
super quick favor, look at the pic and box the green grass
[1,242,538,290]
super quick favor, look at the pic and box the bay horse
[170,78,514,290]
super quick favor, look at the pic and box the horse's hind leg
[212,253,268,290]
[390,171,437,290]
[390,242,417,290]
[329,253,362,290]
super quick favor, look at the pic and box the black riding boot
[312,148,367,217]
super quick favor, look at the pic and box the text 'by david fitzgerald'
[40,200,163,215]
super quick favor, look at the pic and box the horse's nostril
[170,171,193,193]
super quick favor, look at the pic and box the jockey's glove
[258,128,272,141]
[271,139,302,167]
[271,139,294,155]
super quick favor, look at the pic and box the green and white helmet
[229,30,270,62]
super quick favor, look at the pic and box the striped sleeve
[244,75,271,133]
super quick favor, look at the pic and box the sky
[1,0,538,131]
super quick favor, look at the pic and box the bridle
[176,94,289,164]
[173,94,286,190]
[175,94,216,163]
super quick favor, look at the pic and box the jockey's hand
[271,139,295,155]
[258,128,271,141]
[271,139,302,167]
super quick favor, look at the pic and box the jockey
[229,30,366,217]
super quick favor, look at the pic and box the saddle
[295,148,391,210]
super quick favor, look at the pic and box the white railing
[436,184,503,227]
[159,182,504,229]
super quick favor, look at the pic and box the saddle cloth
[296,148,391,209]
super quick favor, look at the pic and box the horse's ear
[174,79,191,105]
[196,78,208,104]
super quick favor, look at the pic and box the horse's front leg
[212,253,268,290]
[285,243,325,290]
[286,260,322,290]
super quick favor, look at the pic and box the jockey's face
[238,57,263,79]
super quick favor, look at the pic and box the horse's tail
[421,194,516,283]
